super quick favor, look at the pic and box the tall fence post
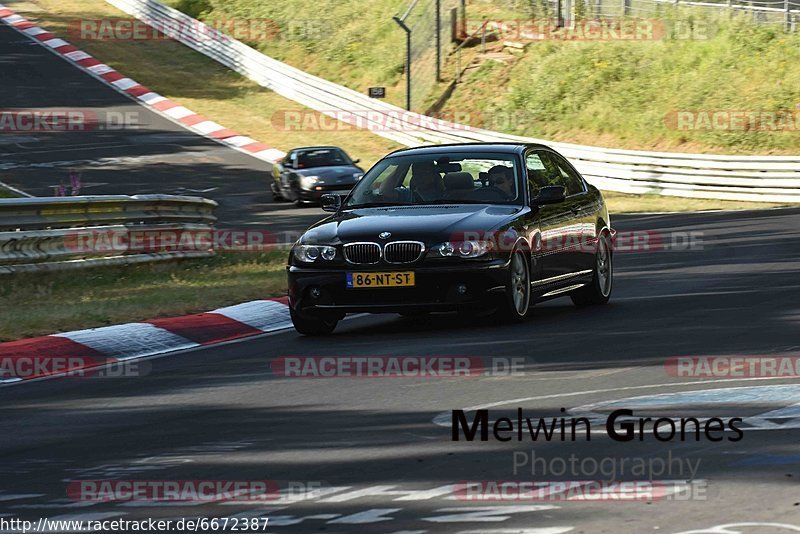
[460,0,467,38]
[393,16,412,111]
[436,0,441,81]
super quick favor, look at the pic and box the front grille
[317,184,354,191]
[384,241,424,264]
[344,242,381,264]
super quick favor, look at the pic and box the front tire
[270,183,284,201]
[290,307,338,336]
[571,232,613,306]
[495,251,531,322]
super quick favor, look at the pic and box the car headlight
[429,240,493,259]
[300,175,320,189]
[293,245,337,263]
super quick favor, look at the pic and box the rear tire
[571,232,613,306]
[495,251,531,322]
[290,307,338,336]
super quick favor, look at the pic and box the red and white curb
[0,4,286,164]
[0,297,292,384]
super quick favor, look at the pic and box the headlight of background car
[429,240,493,259]
[293,245,337,263]
[300,175,320,189]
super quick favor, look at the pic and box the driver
[487,165,515,199]
[410,161,442,202]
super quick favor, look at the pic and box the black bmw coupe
[287,143,614,335]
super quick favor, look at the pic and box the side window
[525,152,549,197]
[549,153,585,196]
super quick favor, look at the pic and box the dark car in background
[287,143,614,335]
[271,146,364,207]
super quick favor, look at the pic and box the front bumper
[288,259,509,315]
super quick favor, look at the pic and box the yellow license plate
[346,272,415,288]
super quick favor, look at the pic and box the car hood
[294,165,361,182]
[302,204,524,244]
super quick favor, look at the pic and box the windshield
[295,148,351,168]
[344,152,522,208]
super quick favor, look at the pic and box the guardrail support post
[785,0,791,30]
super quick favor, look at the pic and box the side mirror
[352,158,360,164]
[321,193,341,212]
[533,185,566,206]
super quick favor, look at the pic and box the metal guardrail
[0,195,218,274]
[634,0,798,28]
[106,0,800,203]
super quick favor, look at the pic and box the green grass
[167,0,411,108]
[0,251,288,341]
[167,0,800,154]
[445,13,800,154]
[0,188,17,198]
[602,191,788,213]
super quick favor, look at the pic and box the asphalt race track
[0,23,327,233]
[1,207,799,533]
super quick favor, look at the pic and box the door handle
[571,206,582,214]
